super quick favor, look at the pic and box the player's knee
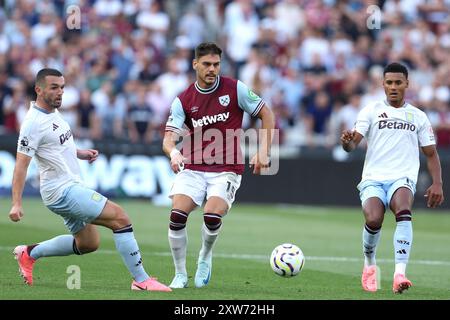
[365,215,383,229]
[169,209,190,230]
[364,210,383,228]
[112,204,131,228]
[203,213,223,231]
[365,218,382,230]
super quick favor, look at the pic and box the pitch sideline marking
[1,246,449,266]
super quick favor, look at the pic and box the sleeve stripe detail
[251,100,265,117]
[165,125,183,134]
[16,149,35,156]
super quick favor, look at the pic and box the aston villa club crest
[405,112,414,123]
[218,95,230,107]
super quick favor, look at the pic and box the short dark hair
[383,62,408,79]
[36,68,63,87]
[195,42,222,60]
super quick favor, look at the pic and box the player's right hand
[340,130,355,145]
[424,183,444,208]
[170,149,187,173]
[9,205,24,222]
[250,153,270,175]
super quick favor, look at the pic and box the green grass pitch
[0,198,449,300]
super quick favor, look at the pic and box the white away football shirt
[354,100,435,185]
[17,102,82,205]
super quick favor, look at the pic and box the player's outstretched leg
[168,209,190,288]
[195,213,222,288]
[13,234,86,285]
[93,200,171,292]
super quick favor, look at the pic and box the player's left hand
[250,153,270,175]
[424,183,444,208]
[79,149,99,163]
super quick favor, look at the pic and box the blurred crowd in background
[0,0,450,149]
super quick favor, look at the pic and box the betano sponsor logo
[379,120,416,131]
[59,129,73,145]
[191,112,230,128]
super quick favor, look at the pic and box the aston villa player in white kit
[9,68,171,292]
[163,42,275,288]
[341,63,444,294]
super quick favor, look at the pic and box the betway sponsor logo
[379,120,416,131]
[192,112,230,128]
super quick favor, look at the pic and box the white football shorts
[169,169,242,209]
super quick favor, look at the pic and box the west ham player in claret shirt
[163,42,275,289]
[341,62,444,294]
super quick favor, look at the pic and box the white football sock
[363,224,381,266]
[198,223,221,262]
[29,235,76,259]
[393,221,413,275]
[168,228,188,275]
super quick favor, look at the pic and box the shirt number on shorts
[226,181,236,201]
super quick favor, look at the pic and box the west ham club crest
[218,95,230,107]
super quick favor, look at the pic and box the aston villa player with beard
[10,68,171,292]
[163,42,275,289]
